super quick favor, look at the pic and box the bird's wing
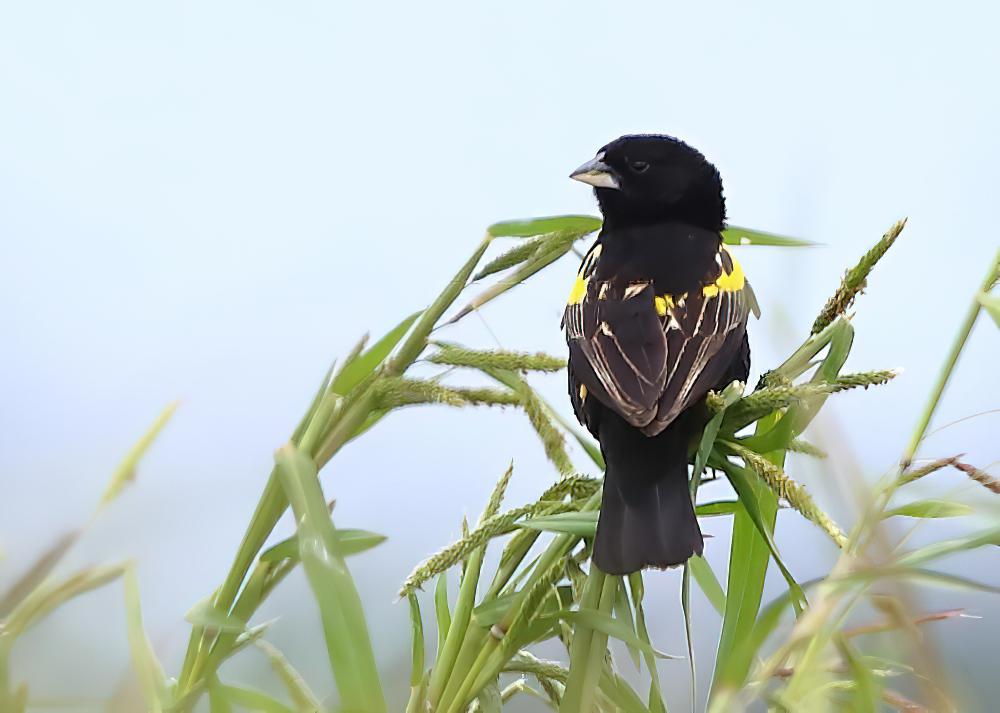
[564,243,756,436]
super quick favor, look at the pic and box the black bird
[563,135,758,575]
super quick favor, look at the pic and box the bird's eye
[630,160,650,173]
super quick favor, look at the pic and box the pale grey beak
[570,154,621,190]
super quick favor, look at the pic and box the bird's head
[570,134,725,232]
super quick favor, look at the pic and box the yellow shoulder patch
[703,245,746,297]
[567,274,588,305]
[654,294,674,316]
[568,243,602,305]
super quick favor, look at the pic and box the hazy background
[2,1,998,710]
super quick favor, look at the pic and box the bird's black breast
[593,221,722,296]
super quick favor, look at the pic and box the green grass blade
[489,215,810,247]
[274,444,385,713]
[207,677,234,713]
[331,311,422,395]
[408,593,425,689]
[711,411,784,697]
[560,569,612,713]
[885,499,973,519]
[627,574,666,713]
[903,248,1000,465]
[388,234,494,369]
[689,556,726,616]
[695,501,739,517]
[487,215,602,238]
[434,572,451,655]
[895,527,1000,568]
[255,640,324,713]
[596,668,654,713]
[516,511,597,536]
[5,562,127,641]
[216,684,296,713]
[124,568,170,713]
[719,460,806,608]
[710,494,775,697]
[259,528,387,563]
[722,225,815,247]
[554,608,680,660]
[612,579,642,670]
[694,382,743,481]
[717,584,799,704]
[836,636,881,713]
[185,597,248,634]
[979,291,1000,327]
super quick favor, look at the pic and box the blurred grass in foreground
[1,217,998,712]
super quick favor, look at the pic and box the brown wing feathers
[565,246,751,437]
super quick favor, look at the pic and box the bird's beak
[570,154,621,190]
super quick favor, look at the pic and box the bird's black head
[570,134,725,232]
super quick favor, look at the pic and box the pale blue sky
[2,2,998,709]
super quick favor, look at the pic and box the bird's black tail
[593,411,703,575]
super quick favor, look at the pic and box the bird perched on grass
[563,134,758,575]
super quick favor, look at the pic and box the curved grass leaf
[214,684,296,713]
[978,291,1000,328]
[255,640,324,712]
[613,581,642,669]
[895,526,1000,568]
[885,499,973,519]
[689,556,726,616]
[207,677,234,713]
[434,572,451,656]
[717,459,806,610]
[259,528,387,563]
[5,562,127,641]
[517,511,598,537]
[487,215,602,238]
[124,568,170,713]
[408,593,425,689]
[626,574,666,713]
[597,669,655,713]
[696,501,740,517]
[836,637,881,713]
[722,225,815,247]
[0,531,80,619]
[331,311,422,395]
[552,609,681,660]
[274,444,385,713]
[185,598,248,634]
[486,215,811,247]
